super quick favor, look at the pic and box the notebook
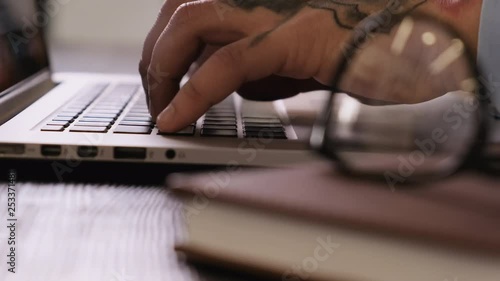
[170,162,500,281]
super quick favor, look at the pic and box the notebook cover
[168,162,500,253]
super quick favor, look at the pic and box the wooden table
[0,181,258,281]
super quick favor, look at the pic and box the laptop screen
[0,0,49,98]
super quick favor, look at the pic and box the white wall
[48,0,163,47]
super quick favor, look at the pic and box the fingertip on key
[157,105,176,132]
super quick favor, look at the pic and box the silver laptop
[0,1,319,167]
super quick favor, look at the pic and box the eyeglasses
[311,12,497,187]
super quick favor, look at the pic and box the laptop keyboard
[200,100,238,137]
[40,83,288,139]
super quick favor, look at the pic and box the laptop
[1,2,498,172]
[0,1,320,168]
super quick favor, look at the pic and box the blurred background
[47,0,163,74]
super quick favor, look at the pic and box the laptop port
[114,147,147,160]
[0,144,25,155]
[41,145,62,157]
[78,146,99,158]
[165,149,176,160]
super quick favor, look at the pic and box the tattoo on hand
[225,0,427,29]
[307,0,427,28]
[226,0,307,14]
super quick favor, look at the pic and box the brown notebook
[169,162,500,281]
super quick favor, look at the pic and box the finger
[139,0,192,100]
[139,0,190,76]
[156,34,288,132]
[147,1,263,119]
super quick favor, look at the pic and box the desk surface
[0,182,257,281]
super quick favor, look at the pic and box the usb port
[0,144,25,155]
[41,145,62,157]
[114,147,147,160]
[78,146,99,158]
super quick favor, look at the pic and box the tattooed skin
[225,0,427,29]
[308,0,427,28]
[228,0,307,14]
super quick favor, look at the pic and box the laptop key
[87,109,122,114]
[52,116,75,122]
[176,126,196,136]
[129,105,149,110]
[202,124,237,130]
[158,126,195,136]
[207,109,236,114]
[205,113,236,118]
[119,121,153,127]
[243,122,283,128]
[97,104,125,109]
[113,126,152,134]
[124,113,151,118]
[204,117,236,122]
[74,122,112,128]
[122,116,153,122]
[243,117,282,123]
[46,121,70,127]
[130,104,148,108]
[70,126,109,133]
[92,104,124,108]
[83,113,118,119]
[201,129,237,138]
[244,127,285,133]
[203,120,237,125]
[245,131,287,139]
[80,117,115,123]
[128,110,150,115]
[41,125,65,132]
[56,114,79,119]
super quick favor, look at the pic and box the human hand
[139,0,429,132]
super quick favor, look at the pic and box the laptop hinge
[0,70,55,125]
